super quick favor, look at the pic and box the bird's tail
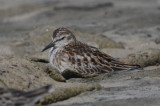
[110,60,141,71]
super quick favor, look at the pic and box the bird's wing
[65,42,140,75]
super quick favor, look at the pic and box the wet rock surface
[0,0,160,106]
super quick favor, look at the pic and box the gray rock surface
[0,0,160,106]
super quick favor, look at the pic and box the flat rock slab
[53,68,160,106]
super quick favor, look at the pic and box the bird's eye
[54,37,65,42]
[55,37,65,42]
[60,37,65,40]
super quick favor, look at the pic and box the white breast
[49,47,67,73]
[49,47,59,71]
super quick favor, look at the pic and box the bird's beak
[41,42,55,52]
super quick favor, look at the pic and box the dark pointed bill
[41,42,55,52]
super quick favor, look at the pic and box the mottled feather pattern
[64,41,139,75]
[51,41,139,76]
[42,28,140,78]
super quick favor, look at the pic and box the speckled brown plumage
[64,41,139,76]
[42,28,140,78]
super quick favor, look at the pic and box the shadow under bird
[42,28,140,79]
[0,85,54,106]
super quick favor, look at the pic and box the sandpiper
[42,28,140,78]
[0,85,54,106]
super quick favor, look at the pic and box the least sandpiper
[42,28,140,78]
[0,85,54,106]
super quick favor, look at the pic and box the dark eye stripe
[55,37,65,42]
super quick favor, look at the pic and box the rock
[30,57,66,82]
[0,55,54,90]
[90,98,160,106]
[155,37,160,44]
[0,55,101,104]
[39,82,101,105]
[125,49,160,67]
[0,45,13,55]
[129,67,160,79]
[53,68,160,106]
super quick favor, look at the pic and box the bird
[42,28,140,79]
[0,85,54,106]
